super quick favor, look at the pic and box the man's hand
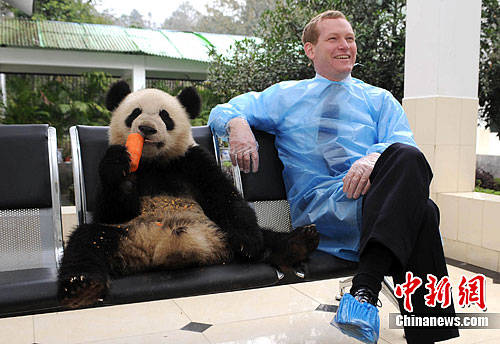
[227,117,259,173]
[343,153,381,199]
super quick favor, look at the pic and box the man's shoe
[352,287,381,307]
[331,288,380,344]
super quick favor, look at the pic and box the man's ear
[304,42,315,60]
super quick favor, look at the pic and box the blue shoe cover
[331,293,380,344]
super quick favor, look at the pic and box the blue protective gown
[208,75,417,262]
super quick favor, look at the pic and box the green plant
[475,186,500,196]
[10,0,114,24]
[479,0,500,135]
[475,168,500,191]
[207,0,407,103]
[1,72,114,158]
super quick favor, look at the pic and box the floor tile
[316,304,338,313]
[479,339,500,344]
[204,310,359,344]
[175,285,319,324]
[180,321,212,333]
[80,330,211,344]
[34,300,190,344]
[445,327,500,344]
[447,262,495,286]
[377,339,391,344]
[290,279,341,305]
[480,283,500,313]
[0,315,34,344]
[378,307,406,344]
[1,262,499,344]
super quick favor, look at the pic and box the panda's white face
[109,89,195,160]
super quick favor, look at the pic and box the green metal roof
[0,17,253,62]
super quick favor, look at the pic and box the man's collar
[314,73,353,83]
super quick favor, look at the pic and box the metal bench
[0,124,64,318]
[0,124,395,318]
[69,124,359,299]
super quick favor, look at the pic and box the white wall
[477,125,500,156]
[404,0,482,98]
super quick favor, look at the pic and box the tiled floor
[1,261,500,344]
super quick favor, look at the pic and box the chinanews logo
[394,272,486,312]
[389,272,500,329]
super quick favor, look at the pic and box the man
[209,10,459,344]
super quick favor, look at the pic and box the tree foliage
[114,9,155,28]
[207,0,406,104]
[162,0,276,36]
[479,0,500,134]
[2,0,114,24]
[161,1,201,32]
[207,0,500,139]
[0,72,114,156]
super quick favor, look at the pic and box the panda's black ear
[106,81,131,111]
[177,86,201,119]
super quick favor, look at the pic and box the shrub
[475,168,500,191]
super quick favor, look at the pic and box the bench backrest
[217,129,293,233]
[70,125,216,225]
[0,124,63,272]
[71,125,293,234]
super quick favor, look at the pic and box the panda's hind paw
[58,274,108,309]
[294,224,320,254]
[267,224,319,271]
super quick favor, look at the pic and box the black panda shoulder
[184,145,216,162]
[182,145,219,169]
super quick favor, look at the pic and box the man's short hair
[301,10,347,45]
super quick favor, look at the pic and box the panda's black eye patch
[125,108,142,127]
[159,110,175,131]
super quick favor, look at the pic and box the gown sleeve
[366,89,418,155]
[208,82,294,137]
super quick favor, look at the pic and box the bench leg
[335,276,354,301]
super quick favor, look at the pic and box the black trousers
[361,143,459,343]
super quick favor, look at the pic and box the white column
[123,56,146,92]
[403,0,482,195]
[0,73,6,114]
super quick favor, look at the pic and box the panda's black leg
[228,224,265,261]
[58,223,124,309]
[262,225,319,272]
[222,199,265,261]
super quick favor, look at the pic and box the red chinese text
[394,271,423,312]
[424,274,452,309]
[458,274,487,311]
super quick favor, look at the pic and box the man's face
[304,18,357,81]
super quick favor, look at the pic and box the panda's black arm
[181,146,256,223]
[93,145,141,224]
[164,146,263,260]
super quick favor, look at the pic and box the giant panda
[58,81,319,309]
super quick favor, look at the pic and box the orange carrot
[125,133,144,172]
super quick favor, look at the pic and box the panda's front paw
[58,274,108,309]
[230,231,264,261]
[99,145,131,184]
